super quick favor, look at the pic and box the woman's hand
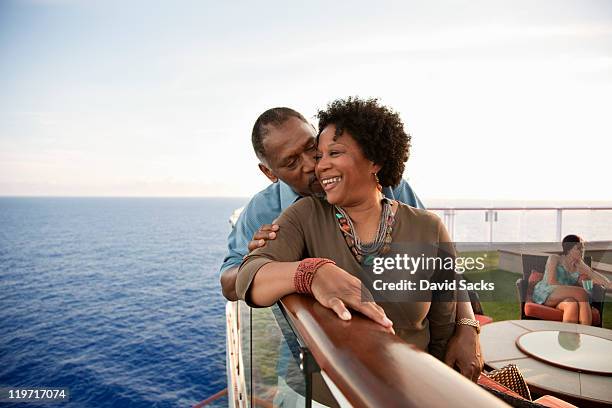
[444,325,483,382]
[311,263,394,333]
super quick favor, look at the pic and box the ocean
[1,197,610,407]
[0,198,247,407]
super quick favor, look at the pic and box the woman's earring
[374,173,382,192]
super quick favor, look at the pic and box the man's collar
[279,181,301,211]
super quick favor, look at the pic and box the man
[219,107,483,380]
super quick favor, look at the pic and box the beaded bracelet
[294,258,336,294]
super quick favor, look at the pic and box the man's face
[260,117,323,196]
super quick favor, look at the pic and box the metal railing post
[299,348,318,408]
[556,209,563,242]
[450,209,455,241]
[444,209,455,241]
[484,210,497,242]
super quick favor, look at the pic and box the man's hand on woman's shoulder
[247,223,280,252]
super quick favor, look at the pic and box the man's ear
[258,163,278,183]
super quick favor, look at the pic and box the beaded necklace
[334,198,395,265]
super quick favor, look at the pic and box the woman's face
[568,240,585,261]
[315,124,379,206]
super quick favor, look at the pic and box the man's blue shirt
[220,180,424,274]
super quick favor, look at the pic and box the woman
[532,235,608,325]
[236,97,457,360]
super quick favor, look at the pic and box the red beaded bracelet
[294,258,336,294]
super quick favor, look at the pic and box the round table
[480,320,612,407]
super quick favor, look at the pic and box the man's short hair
[252,107,308,161]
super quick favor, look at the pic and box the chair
[516,254,605,327]
[461,276,494,325]
[478,374,578,408]
[468,288,494,326]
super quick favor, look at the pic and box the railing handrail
[278,295,509,408]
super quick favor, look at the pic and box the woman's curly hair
[316,97,410,187]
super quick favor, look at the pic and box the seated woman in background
[236,97,457,360]
[532,234,609,325]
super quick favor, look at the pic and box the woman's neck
[561,254,578,270]
[341,192,383,226]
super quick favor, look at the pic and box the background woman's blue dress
[532,262,580,304]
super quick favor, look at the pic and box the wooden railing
[279,294,509,408]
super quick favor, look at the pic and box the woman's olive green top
[236,196,456,360]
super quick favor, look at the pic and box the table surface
[516,330,612,374]
[481,320,612,404]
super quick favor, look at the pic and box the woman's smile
[320,176,343,191]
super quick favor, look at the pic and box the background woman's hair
[316,97,410,187]
[561,234,582,255]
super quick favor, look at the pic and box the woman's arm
[433,218,482,381]
[246,259,393,327]
[235,199,307,305]
[577,260,611,287]
[247,261,300,306]
[236,198,392,328]
[545,255,560,285]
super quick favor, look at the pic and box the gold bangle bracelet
[456,318,481,334]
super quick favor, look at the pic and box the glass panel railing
[251,305,296,407]
[562,209,612,241]
[515,210,557,242]
[248,304,338,408]
[447,210,489,242]
[238,300,252,408]
[431,208,612,242]
[488,210,519,242]
[269,305,308,407]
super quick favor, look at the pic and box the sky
[0,0,611,200]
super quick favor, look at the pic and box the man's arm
[220,223,279,300]
[219,209,250,300]
[219,187,283,301]
[444,301,483,382]
[392,182,482,381]
[219,197,271,300]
